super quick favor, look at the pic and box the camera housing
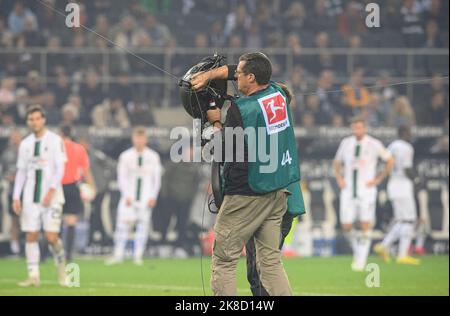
[179,54,228,120]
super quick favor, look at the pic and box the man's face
[27,111,46,134]
[351,121,366,139]
[236,61,253,95]
[132,133,147,150]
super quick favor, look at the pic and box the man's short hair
[239,52,272,85]
[132,126,147,136]
[26,105,46,119]
[350,115,366,125]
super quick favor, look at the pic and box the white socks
[113,222,128,260]
[134,222,149,261]
[25,242,40,278]
[357,230,372,267]
[382,222,415,258]
[398,223,414,258]
[49,238,66,266]
[114,219,151,261]
[10,240,20,255]
[345,229,372,268]
[382,222,403,248]
[344,229,359,261]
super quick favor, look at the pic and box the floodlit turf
[0,255,447,296]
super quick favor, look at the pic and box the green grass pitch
[0,255,448,296]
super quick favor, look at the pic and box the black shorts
[63,183,84,215]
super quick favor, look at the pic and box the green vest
[234,82,305,214]
[286,181,306,216]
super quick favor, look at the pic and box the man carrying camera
[191,52,302,296]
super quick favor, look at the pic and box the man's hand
[125,198,133,207]
[191,71,211,91]
[147,199,157,209]
[207,108,222,126]
[276,82,293,105]
[12,199,21,215]
[42,188,55,207]
[190,65,229,91]
[366,178,381,187]
[337,177,347,189]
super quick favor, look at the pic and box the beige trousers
[211,189,293,296]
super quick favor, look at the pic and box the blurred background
[0,0,448,259]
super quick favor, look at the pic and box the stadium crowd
[0,0,448,129]
[0,0,448,259]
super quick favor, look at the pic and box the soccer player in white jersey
[334,116,395,271]
[12,105,67,287]
[374,126,421,265]
[106,127,162,265]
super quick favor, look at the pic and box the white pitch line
[0,278,340,296]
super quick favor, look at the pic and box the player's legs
[398,222,415,258]
[19,203,42,286]
[375,198,403,262]
[45,231,67,285]
[45,232,65,262]
[62,183,84,261]
[414,220,427,254]
[375,221,402,262]
[10,215,21,255]
[43,204,67,285]
[342,223,357,254]
[356,221,372,269]
[8,193,21,255]
[378,198,408,251]
[19,232,41,287]
[340,195,358,264]
[108,199,134,264]
[109,220,129,263]
[355,199,376,270]
[64,214,77,261]
[382,198,405,249]
[395,197,420,264]
[134,206,151,264]
[382,222,403,247]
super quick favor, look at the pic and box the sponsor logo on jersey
[258,92,290,135]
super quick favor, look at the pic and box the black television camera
[178,53,230,211]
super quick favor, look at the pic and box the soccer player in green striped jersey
[12,105,67,287]
[333,116,394,271]
[106,127,162,266]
